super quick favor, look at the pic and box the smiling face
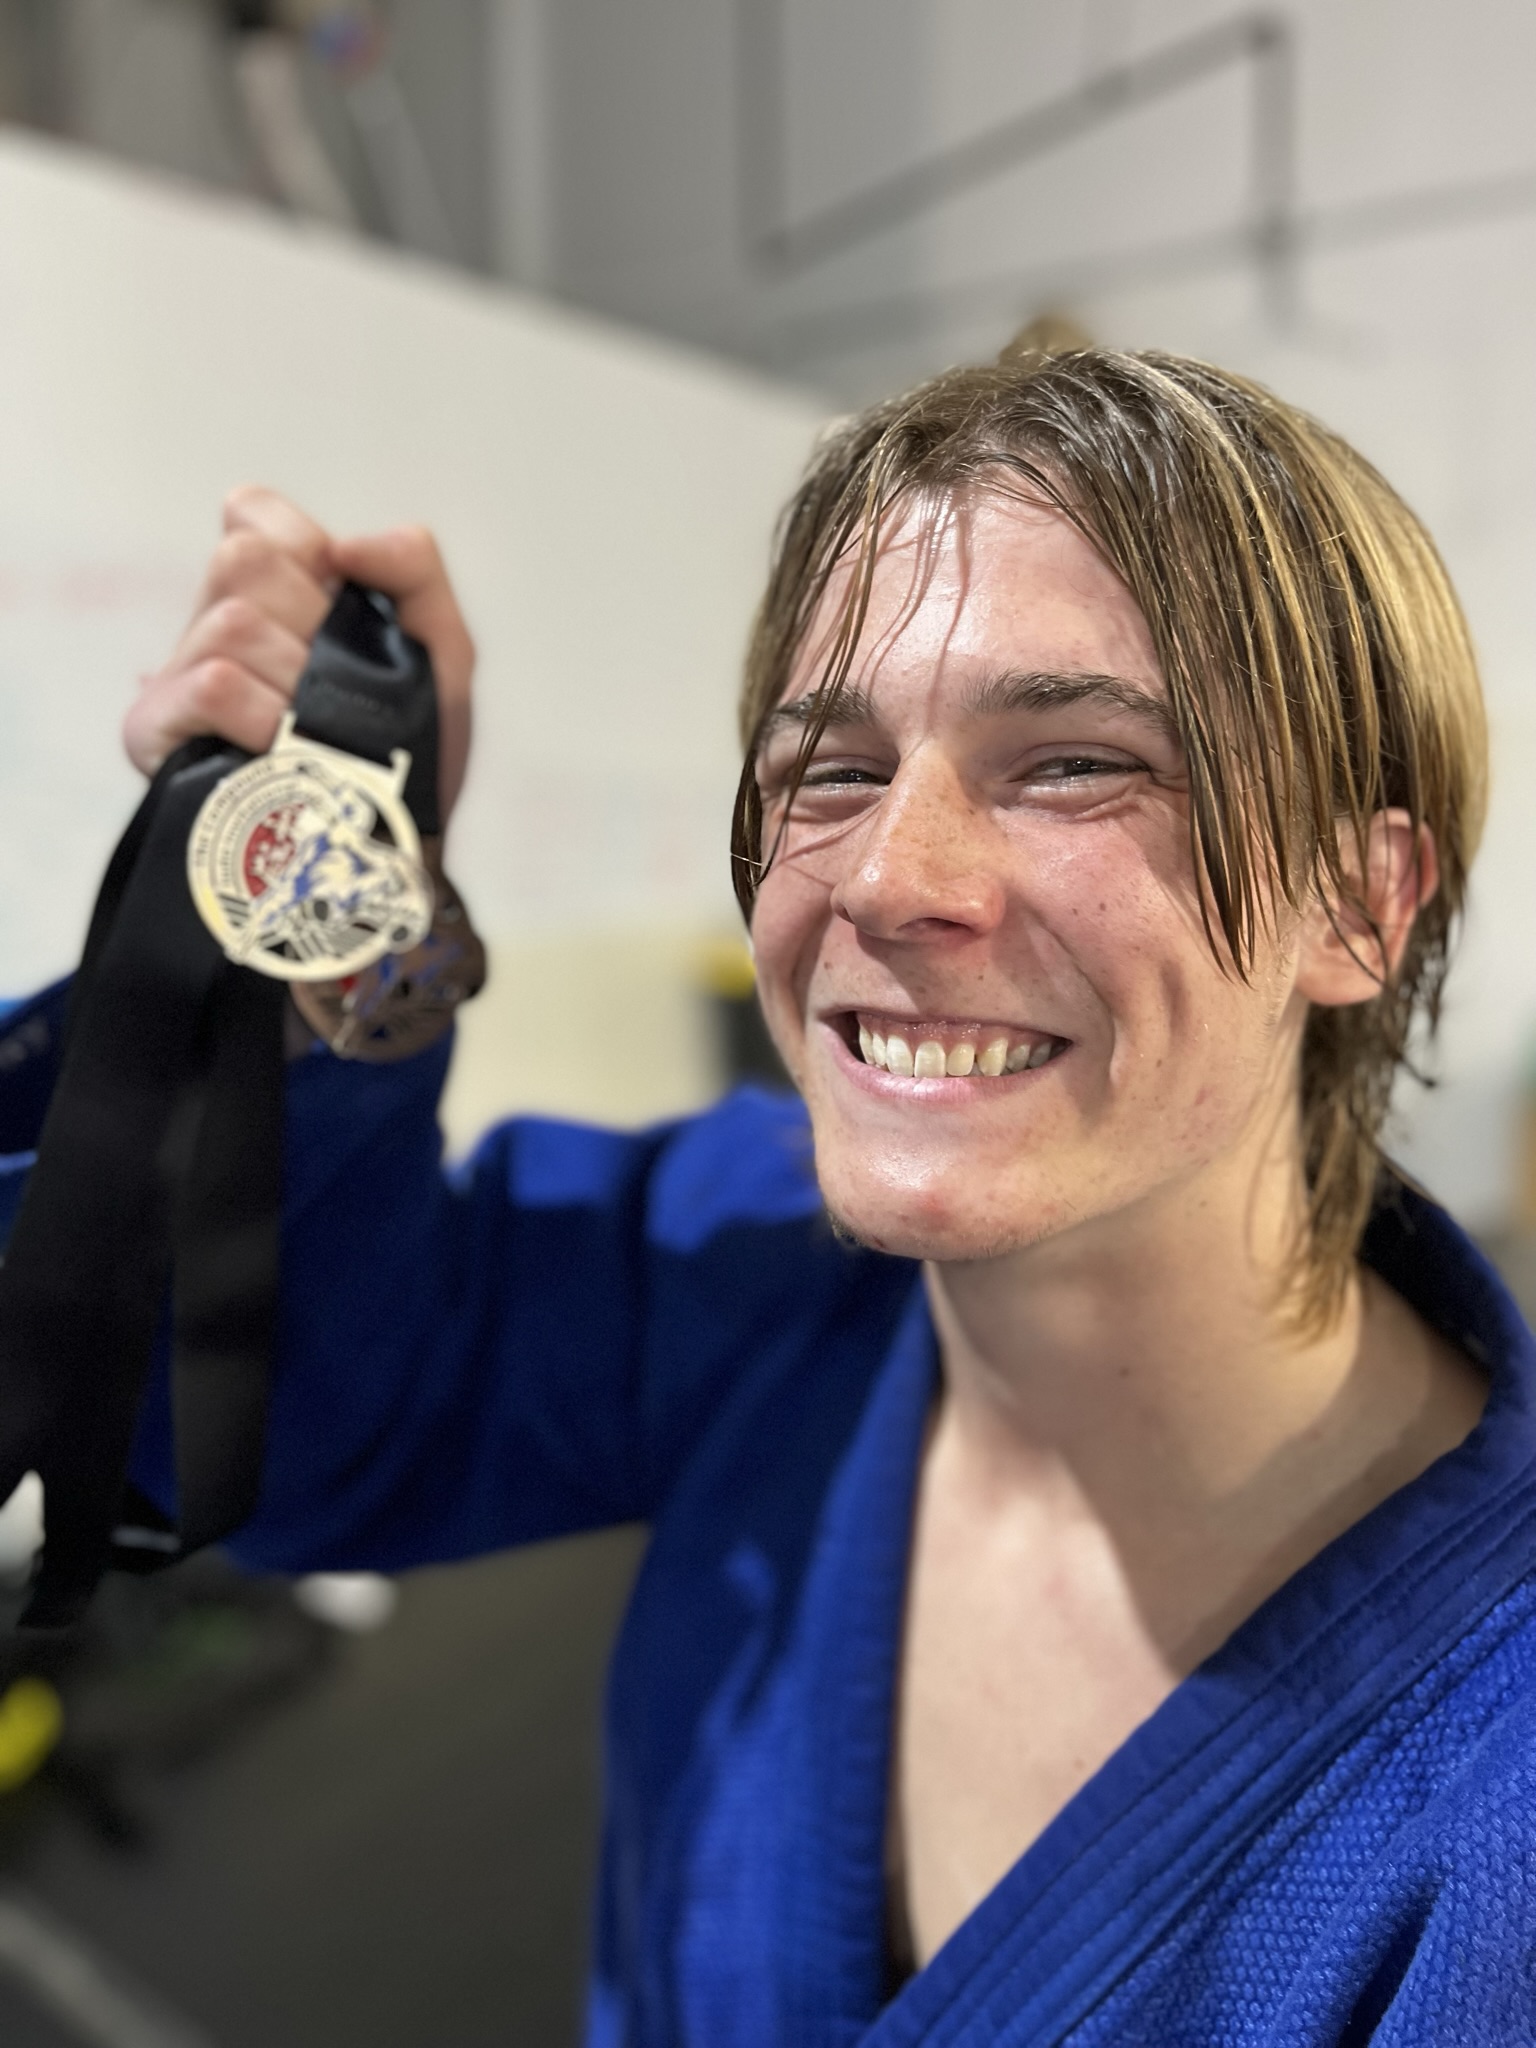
[749,489,1313,1265]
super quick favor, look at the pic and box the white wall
[0,131,826,1140]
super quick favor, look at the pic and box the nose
[829,754,1006,944]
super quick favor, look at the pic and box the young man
[4,343,1532,2043]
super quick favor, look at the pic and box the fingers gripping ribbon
[0,586,484,1626]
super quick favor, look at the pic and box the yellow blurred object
[695,938,756,1002]
[0,1676,62,1792]
[442,929,723,1146]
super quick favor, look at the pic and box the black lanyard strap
[292,581,441,837]
[0,585,441,1627]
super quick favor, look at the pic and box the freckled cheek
[1107,978,1286,1161]
[1021,863,1182,1046]
[1014,834,1165,957]
[1050,900,1240,1104]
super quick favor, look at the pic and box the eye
[799,762,887,790]
[757,752,891,811]
[1023,752,1144,785]
[776,761,891,823]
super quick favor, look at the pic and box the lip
[817,1013,1070,1101]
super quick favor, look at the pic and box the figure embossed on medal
[187,716,434,982]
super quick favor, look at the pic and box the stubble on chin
[821,1192,1078,1267]
[824,1205,880,1253]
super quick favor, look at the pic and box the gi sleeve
[0,982,881,1575]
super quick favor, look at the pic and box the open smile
[826,1010,1072,1084]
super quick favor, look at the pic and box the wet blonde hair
[731,336,1488,1328]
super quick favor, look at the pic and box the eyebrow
[763,669,1179,745]
[966,669,1180,743]
[763,685,879,735]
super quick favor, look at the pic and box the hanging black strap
[0,584,439,1628]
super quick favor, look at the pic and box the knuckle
[214,528,274,584]
[208,593,261,647]
[400,524,444,576]
[223,483,264,521]
[186,656,243,719]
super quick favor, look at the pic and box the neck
[922,1145,1485,1667]
[926,1149,1345,1493]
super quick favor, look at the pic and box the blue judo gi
[4,976,1536,2045]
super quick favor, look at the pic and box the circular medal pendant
[187,715,435,983]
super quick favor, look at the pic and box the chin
[813,1156,1061,1265]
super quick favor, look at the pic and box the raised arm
[0,975,873,1571]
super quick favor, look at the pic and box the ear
[1295,810,1440,1009]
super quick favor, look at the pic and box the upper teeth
[856,1023,1059,1078]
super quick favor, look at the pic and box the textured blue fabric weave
[3,979,1535,2045]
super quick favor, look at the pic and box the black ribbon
[0,584,438,1627]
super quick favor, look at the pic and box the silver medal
[187,713,435,983]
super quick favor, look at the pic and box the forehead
[787,489,1162,707]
